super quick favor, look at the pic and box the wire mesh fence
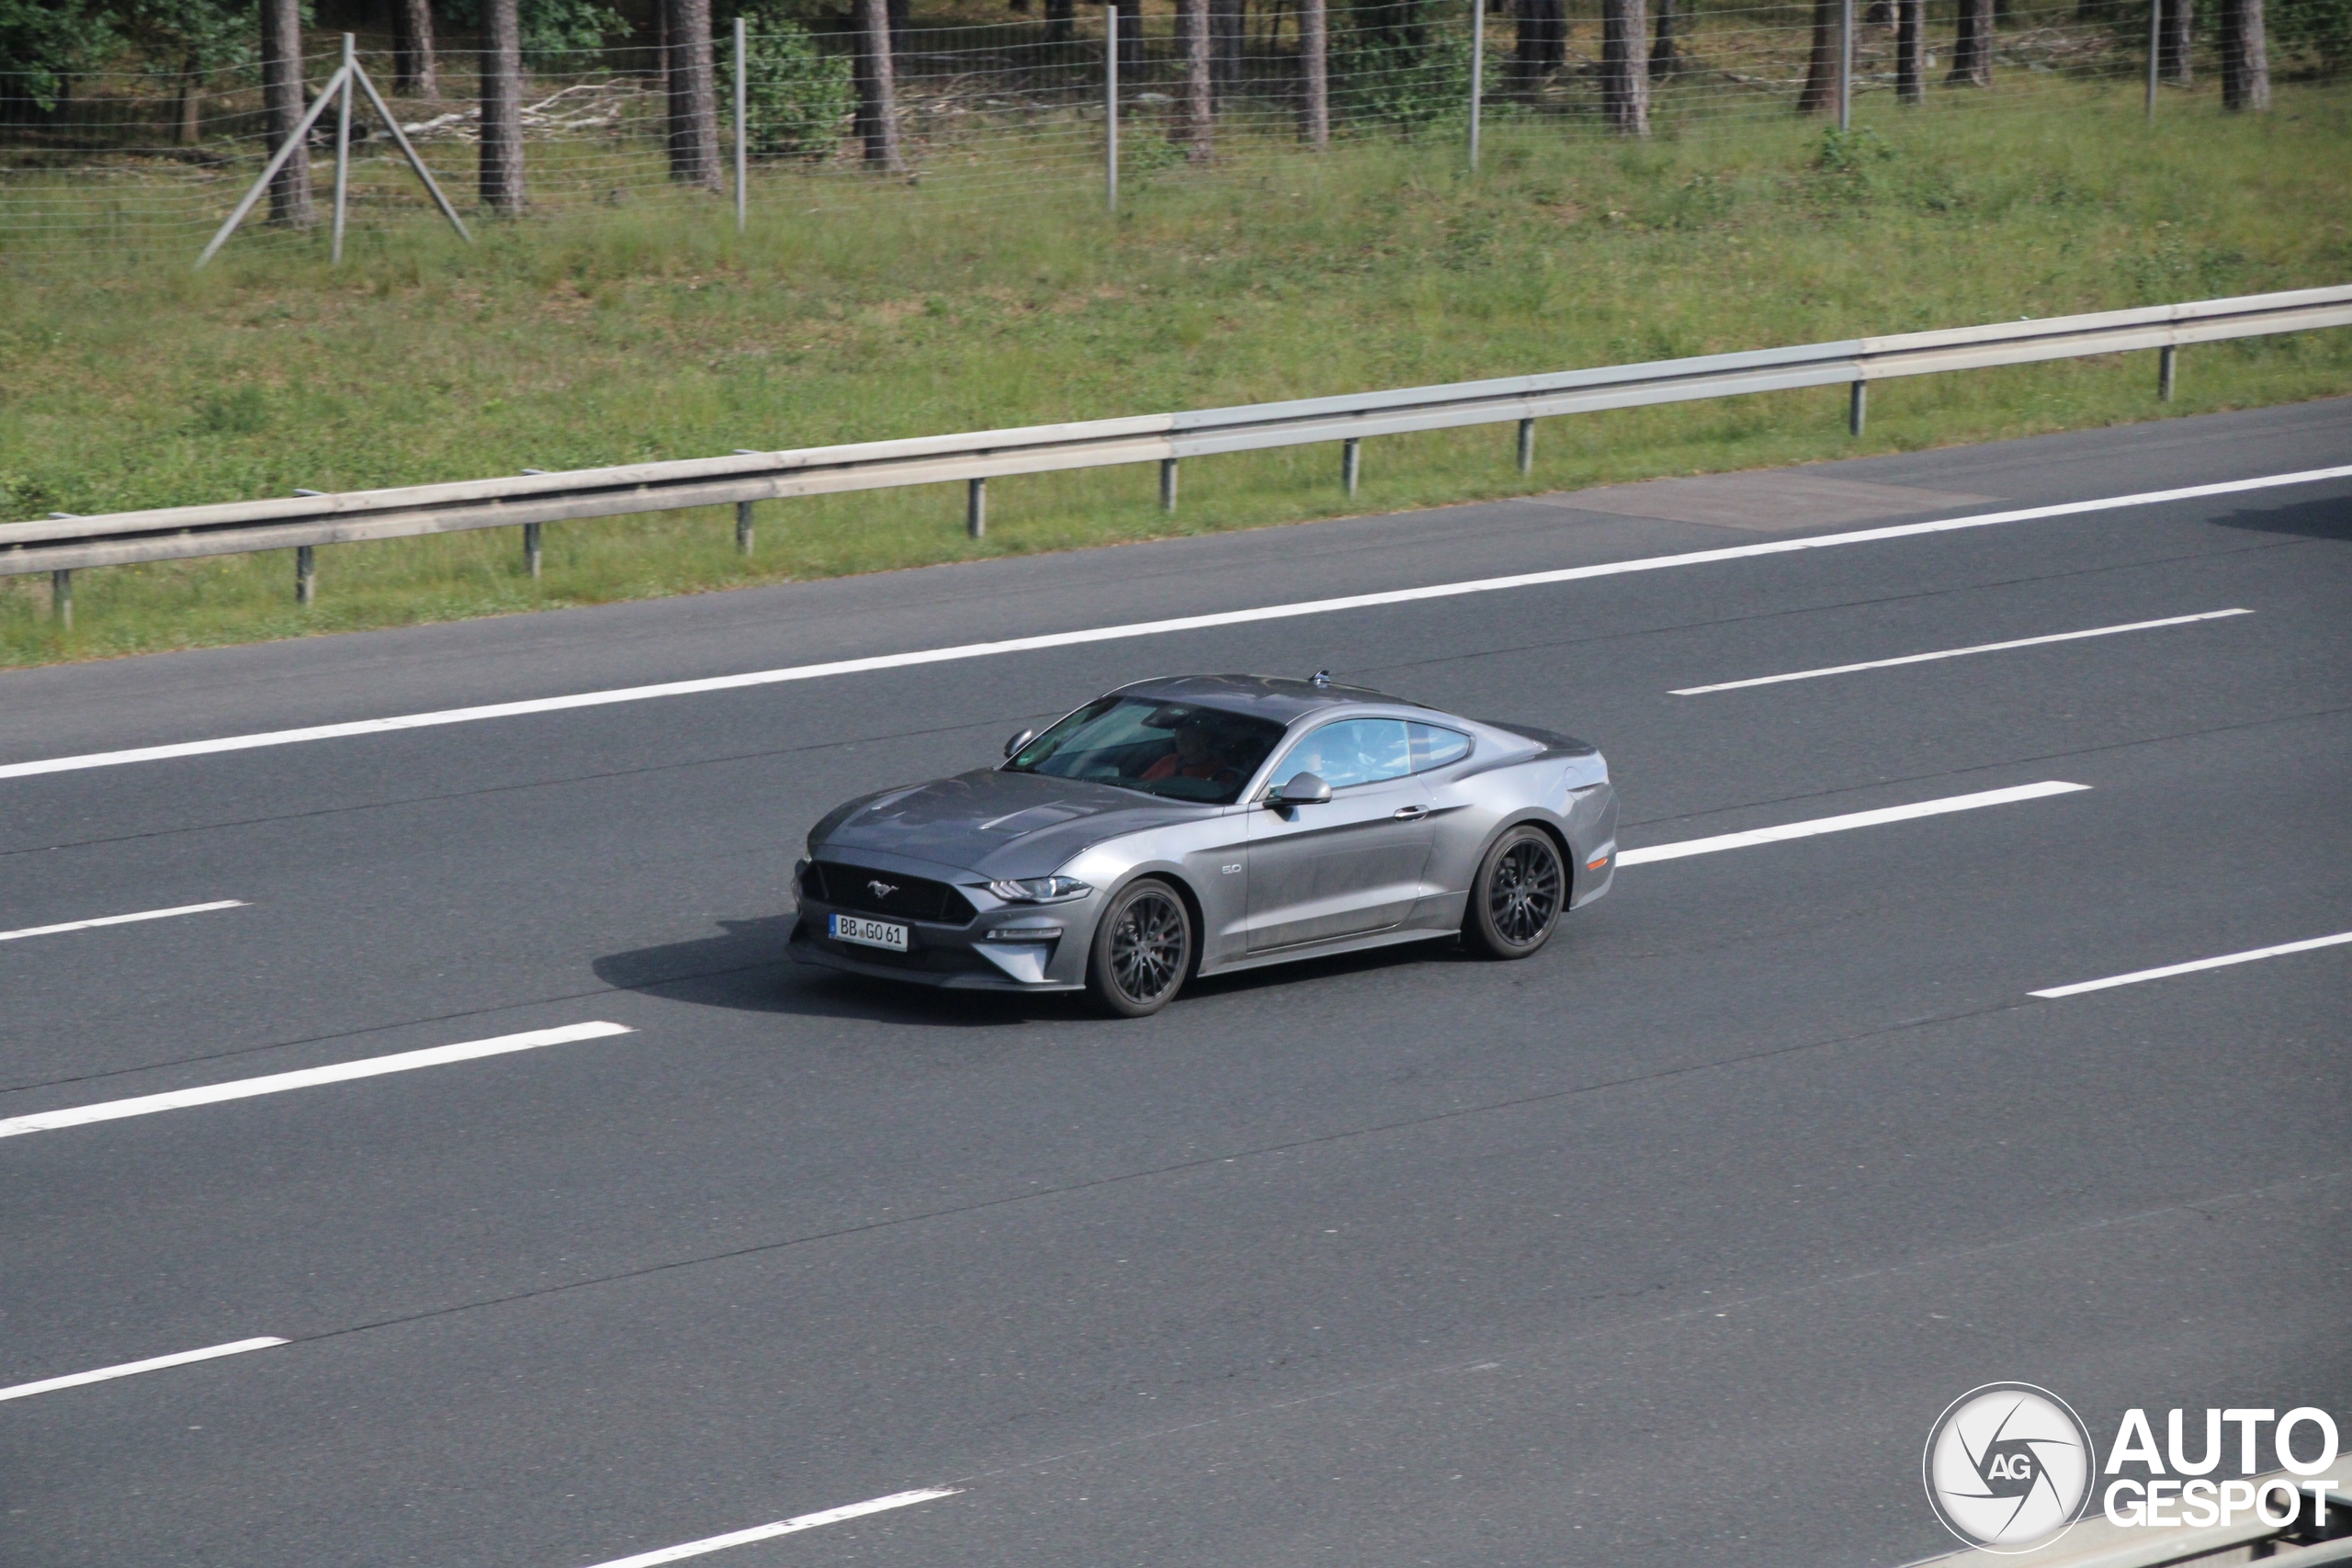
[0,0,2328,269]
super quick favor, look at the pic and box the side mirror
[1271,772,1331,807]
[1004,728,1036,760]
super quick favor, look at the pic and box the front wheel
[1086,878,1193,1017]
[1463,825,1566,960]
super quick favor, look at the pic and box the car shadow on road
[594,915,1479,1025]
[2204,494,2352,543]
[591,915,1094,1028]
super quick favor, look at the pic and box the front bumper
[787,872,1097,991]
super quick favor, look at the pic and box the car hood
[811,768,1212,878]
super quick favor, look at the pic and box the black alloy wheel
[1464,825,1566,959]
[1087,878,1193,1018]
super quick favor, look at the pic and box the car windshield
[1006,695,1287,805]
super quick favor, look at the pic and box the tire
[1463,824,1566,960]
[1086,877,1193,1018]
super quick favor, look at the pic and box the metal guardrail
[6,285,2348,612]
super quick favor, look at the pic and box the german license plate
[829,913,909,952]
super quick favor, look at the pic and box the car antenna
[1308,669,1331,687]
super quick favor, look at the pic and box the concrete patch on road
[1546,473,1996,531]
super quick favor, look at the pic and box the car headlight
[987,875,1093,904]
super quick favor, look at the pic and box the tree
[1300,0,1329,143]
[1046,0,1075,42]
[854,0,904,169]
[1212,0,1243,100]
[259,0,313,226]
[2160,0,2193,84]
[1649,0,1679,78]
[1510,0,1565,92]
[1895,0,1924,100]
[105,0,250,142]
[394,0,438,96]
[1946,0,1994,84]
[2221,0,2271,103]
[666,0,721,186]
[1116,0,1143,82]
[0,0,111,120]
[1600,0,1648,132]
[1180,0,1212,158]
[481,0,526,209]
[1797,0,1838,109]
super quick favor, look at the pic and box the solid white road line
[4,466,2346,784]
[1669,608,2254,695]
[578,1488,963,1568]
[0,1021,631,1140]
[2030,930,2352,999]
[1616,781,2090,866]
[0,1337,287,1404]
[0,899,247,943]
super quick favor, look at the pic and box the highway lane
[1,400,2347,1567]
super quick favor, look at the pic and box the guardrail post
[523,521,542,578]
[296,545,317,606]
[735,500,755,555]
[1848,380,1867,436]
[2159,344,2177,401]
[1159,457,1179,513]
[51,569,72,631]
[1341,437,1361,497]
[1516,417,1534,475]
[967,477,987,537]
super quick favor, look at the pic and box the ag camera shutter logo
[1923,1382,2094,1552]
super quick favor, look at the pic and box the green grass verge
[3,81,2348,668]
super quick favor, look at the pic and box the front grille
[802,861,977,924]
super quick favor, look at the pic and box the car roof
[1113,673,1432,726]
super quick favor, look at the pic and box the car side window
[1282,717,1413,790]
[1406,722,1471,773]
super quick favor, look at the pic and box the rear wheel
[1087,878,1193,1017]
[1464,825,1566,959]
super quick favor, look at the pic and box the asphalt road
[4,400,2348,1568]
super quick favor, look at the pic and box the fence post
[735,500,755,555]
[1104,3,1119,213]
[332,34,355,265]
[1341,437,1362,497]
[1159,457,1179,513]
[734,17,749,231]
[2145,0,2161,118]
[296,545,317,605]
[1838,0,1853,130]
[967,477,987,537]
[2159,344,2177,400]
[1517,418,1535,475]
[1468,0,1484,171]
[1848,380,1867,435]
[51,570,72,631]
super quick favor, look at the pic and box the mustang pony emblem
[867,879,899,900]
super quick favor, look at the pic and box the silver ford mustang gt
[789,672,1617,1016]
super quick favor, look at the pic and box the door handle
[1392,805,1430,821]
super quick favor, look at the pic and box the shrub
[743,17,854,160]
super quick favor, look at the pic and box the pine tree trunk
[1649,0,1678,78]
[1798,0,1838,110]
[175,67,202,144]
[1895,0,1924,101]
[260,0,314,227]
[394,0,439,96]
[1299,0,1329,144]
[1601,0,1649,132]
[480,0,526,210]
[1512,0,1566,92]
[665,0,721,187]
[854,0,906,170]
[1181,0,1213,160]
[1946,0,1992,84]
[2220,0,2269,107]
[1118,0,1145,78]
[2161,0,2192,84]
[1046,0,1075,42]
[1212,0,1244,103]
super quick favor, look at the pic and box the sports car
[789,672,1618,1016]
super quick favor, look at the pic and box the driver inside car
[1141,720,1229,784]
